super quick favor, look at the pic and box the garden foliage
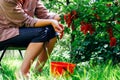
[43,0,120,64]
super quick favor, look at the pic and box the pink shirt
[0,0,56,41]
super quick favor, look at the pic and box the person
[0,0,64,79]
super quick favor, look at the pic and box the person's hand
[51,20,63,33]
[59,24,64,39]
[54,14,61,21]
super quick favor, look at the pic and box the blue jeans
[0,26,56,50]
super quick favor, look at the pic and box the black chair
[0,47,25,66]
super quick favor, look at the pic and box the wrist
[50,19,56,25]
[54,15,61,21]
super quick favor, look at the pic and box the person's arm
[35,19,62,33]
[2,0,37,27]
[2,0,63,33]
[34,0,62,32]
[35,0,61,20]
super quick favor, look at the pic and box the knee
[51,37,57,43]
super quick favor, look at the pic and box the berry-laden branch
[63,1,120,47]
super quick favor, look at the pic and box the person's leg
[35,37,57,72]
[20,42,44,76]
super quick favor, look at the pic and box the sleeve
[3,0,38,27]
[35,0,56,19]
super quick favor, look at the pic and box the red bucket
[50,62,76,76]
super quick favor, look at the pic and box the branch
[66,0,70,5]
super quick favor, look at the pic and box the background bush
[42,0,120,64]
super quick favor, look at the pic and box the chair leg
[18,50,23,59]
[0,48,7,66]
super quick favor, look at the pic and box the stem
[66,0,70,5]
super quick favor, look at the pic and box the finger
[59,32,64,39]
[56,26,63,32]
[59,24,64,30]
[55,28,61,33]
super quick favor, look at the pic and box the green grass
[0,56,120,80]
